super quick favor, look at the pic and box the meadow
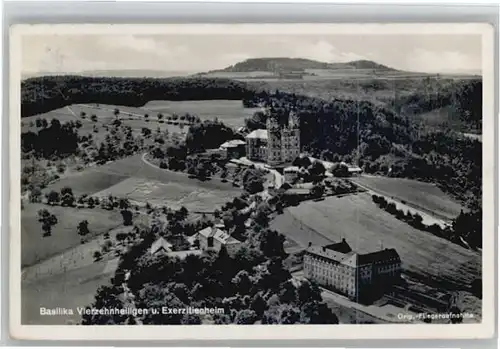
[350,176,464,220]
[45,170,128,196]
[22,100,257,148]
[142,100,261,128]
[272,192,479,287]
[44,154,242,212]
[22,258,116,325]
[21,103,189,145]
[21,219,142,325]
[21,203,122,268]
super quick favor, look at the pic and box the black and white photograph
[10,23,495,340]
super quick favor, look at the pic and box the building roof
[306,245,355,265]
[306,240,400,267]
[284,166,300,173]
[198,226,242,245]
[220,140,246,149]
[340,161,362,172]
[358,248,401,265]
[245,129,268,140]
[168,249,203,260]
[324,239,352,254]
[150,237,173,255]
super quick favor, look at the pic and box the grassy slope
[142,100,261,128]
[45,170,128,197]
[21,104,188,145]
[44,154,242,212]
[351,176,464,220]
[272,193,479,287]
[21,203,122,267]
[22,259,115,325]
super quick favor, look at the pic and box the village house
[197,224,243,256]
[150,237,173,255]
[283,166,300,183]
[219,139,246,159]
[303,239,402,303]
[245,129,268,162]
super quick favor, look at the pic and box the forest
[391,78,482,130]
[21,76,252,117]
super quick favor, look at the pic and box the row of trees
[371,194,479,249]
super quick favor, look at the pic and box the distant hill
[203,57,398,74]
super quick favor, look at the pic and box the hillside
[206,57,397,74]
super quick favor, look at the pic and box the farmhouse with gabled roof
[197,224,243,256]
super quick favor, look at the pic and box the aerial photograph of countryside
[20,32,482,325]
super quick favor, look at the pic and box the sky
[21,34,482,75]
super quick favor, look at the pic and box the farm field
[22,258,116,325]
[44,154,242,212]
[93,176,235,212]
[272,192,480,287]
[246,79,411,102]
[21,221,139,325]
[45,170,127,196]
[22,103,188,142]
[21,203,122,267]
[245,74,479,102]
[142,100,261,128]
[351,176,464,220]
[22,100,257,146]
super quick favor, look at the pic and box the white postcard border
[8,23,496,341]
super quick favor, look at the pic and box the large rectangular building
[303,239,401,302]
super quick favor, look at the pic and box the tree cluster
[185,120,243,153]
[241,168,266,194]
[22,119,79,158]
[37,208,58,237]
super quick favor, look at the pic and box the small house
[197,224,243,256]
[219,139,246,159]
[284,166,300,183]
